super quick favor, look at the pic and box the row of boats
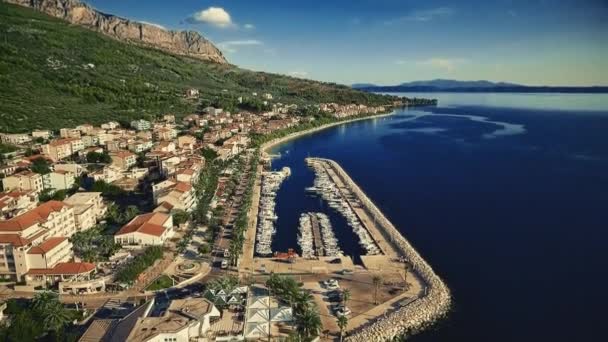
[298,212,343,258]
[256,167,291,256]
[306,159,382,256]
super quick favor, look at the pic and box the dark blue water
[269,93,608,341]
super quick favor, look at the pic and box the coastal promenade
[308,158,452,341]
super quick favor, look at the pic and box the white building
[114,212,174,246]
[131,119,151,131]
[64,192,107,232]
[43,170,75,191]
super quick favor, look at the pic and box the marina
[255,166,291,256]
[298,212,342,258]
[306,158,382,256]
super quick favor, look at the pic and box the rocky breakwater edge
[314,158,451,341]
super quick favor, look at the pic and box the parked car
[324,279,340,290]
[221,260,228,269]
[223,249,230,258]
[335,306,352,317]
[327,291,342,302]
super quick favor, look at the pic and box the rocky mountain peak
[4,0,228,64]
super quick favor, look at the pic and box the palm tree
[341,289,351,308]
[296,308,321,339]
[372,275,382,305]
[43,302,71,332]
[292,290,313,316]
[32,291,59,314]
[337,315,348,342]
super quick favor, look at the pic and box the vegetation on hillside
[0,2,395,133]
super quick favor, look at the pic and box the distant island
[353,79,608,93]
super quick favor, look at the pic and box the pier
[310,214,325,257]
[305,158,451,341]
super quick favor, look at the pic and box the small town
[0,89,450,341]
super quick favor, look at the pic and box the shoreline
[253,112,451,340]
[260,111,396,154]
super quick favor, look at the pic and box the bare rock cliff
[5,0,228,64]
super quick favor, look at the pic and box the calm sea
[268,93,608,341]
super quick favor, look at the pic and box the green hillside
[0,2,394,133]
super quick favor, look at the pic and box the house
[114,212,174,246]
[59,128,81,139]
[76,124,95,135]
[154,181,197,212]
[54,163,85,176]
[2,171,44,193]
[0,191,37,220]
[128,139,153,153]
[0,164,18,177]
[110,151,137,170]
[43,170,75,191]
[64,192,106,232]
[185,88,199,98]
[42,139,73,161]
[177,135,196,150]
[203,107,223,116]
[80,298,220,342]
[101,121,120,130]
[163,114,176,123]
[90,165,122,184]
[153,141,175,154]
[32,130,51,140]
[0,133,31,145]
[153,127,177,141]
[131,119,151,131]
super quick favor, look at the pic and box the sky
[86,0,608,86]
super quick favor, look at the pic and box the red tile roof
[27,237,67,255]
[0,201,70,232]
[115,212,170,237]
[174,182,192,193]
[0,234,32,247]
[27,262,95,275]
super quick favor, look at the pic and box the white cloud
[288,71,308,78]
[217,39,263,53]
[189,7,234,28]
[138,21,166,30]
[385,7,454,25]
[416,58,467,72]
[395,59,408,65]
[244,23,255,30]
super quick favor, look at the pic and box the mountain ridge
[353,79,608,93]
[4,0,228,64]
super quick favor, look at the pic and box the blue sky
[87,0,608,86]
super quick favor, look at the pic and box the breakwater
[310,158,452,341]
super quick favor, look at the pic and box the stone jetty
[308,158,452,341]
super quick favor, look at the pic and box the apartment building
[110,151,137,170]
[2,171,44,193]
[64,192,107,232]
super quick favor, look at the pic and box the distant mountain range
[353,79,608,93]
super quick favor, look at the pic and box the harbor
[255,166,291,256]
[242,150,450,340]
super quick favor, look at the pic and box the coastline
[253,112,451,340]
[260,111,396,154]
